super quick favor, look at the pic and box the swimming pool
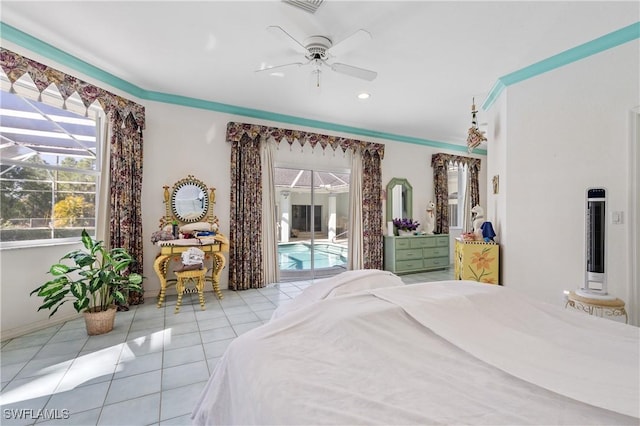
[278,242,348,270]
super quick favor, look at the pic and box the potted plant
[31,229,143,335]
[393,217,420,236]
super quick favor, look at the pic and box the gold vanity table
[153,176,229,308]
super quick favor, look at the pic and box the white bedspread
[271,269,404,320]
[192,279,639,425]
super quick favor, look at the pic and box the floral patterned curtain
[0,49,145,128]
[362,150,383,269]
[1,48,146,304]
[226,122,385,158]
[229,132,264,290]
[109,114,145,305]
[227,122,385,281]
[431,153,481,235]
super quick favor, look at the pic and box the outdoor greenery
[1,156,97,241]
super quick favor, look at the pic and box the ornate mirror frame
[161,175,217,227]
[386,177,413,222]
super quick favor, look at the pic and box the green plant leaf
[49,263,71,276]
[70,282,87,299]
[48,300,68,317]
[47,287,70,301]
[128,273,143,285]
[36,278,67,297]
[37,298,60,311]
[81,229,94,250]
[73,252,96,268]
[73,298,90,313]
[88,276,103,293]
[112,290,125,304]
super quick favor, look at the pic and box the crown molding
[26,17,640,155]
[482,22,640,111]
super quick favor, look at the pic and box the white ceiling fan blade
[256,62,306,73]
[328,29,372,57]
[266,25,308,54]
[330,63,377,81]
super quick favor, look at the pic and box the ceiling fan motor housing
[305,35,332,60]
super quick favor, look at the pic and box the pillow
[180,222,212,233]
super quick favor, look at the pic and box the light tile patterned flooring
[0,268,453,425]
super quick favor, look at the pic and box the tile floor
[0,268,453,425]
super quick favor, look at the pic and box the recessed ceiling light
[357,92,370,100]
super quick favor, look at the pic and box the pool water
[278,242,348,270]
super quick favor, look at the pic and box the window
[292,205,322,232]
[0,75,105,245]
[447,163,467,228]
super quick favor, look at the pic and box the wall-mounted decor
[492,175,499,194]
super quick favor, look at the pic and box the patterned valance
[431,153,481,171]
[0,48,145,129]
[226,121,385,159]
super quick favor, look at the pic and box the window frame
[447,163,468,229]
[0,76,106,249]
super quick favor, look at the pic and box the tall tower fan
[577,187,614,299]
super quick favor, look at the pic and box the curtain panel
[431,153,481,235]
[362,150,383,269]
[1,48,146,304]
[227,122,385,284]
[229,133,264,290]
[109,114,145,305]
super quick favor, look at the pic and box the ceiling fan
[256,25,378,85]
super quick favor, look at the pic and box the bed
[192,270,639,425]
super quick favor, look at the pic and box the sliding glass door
[275,166,350,281]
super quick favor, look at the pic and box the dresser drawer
[424,257,449,269]
[436,236,449,247]
[395,259,424,272]
[423,247,448,258]
[410,238,436,249]
[396,249,423,261]
[395,239,411,249]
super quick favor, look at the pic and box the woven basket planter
[83,305,117,336]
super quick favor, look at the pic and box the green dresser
[384,234,450,274]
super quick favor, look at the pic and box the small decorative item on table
[171,220,179,239]
[393,217,419,236]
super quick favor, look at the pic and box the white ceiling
[1,1,637,148]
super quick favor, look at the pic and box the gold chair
[174,268,207,313]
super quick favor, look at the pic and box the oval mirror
[386,178,413,223]
[171,177,209,223]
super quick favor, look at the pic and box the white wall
[486,40,639,323]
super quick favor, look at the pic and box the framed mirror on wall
[171,179,209,223]
[161,175,217,229]
[386,177,413,222]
